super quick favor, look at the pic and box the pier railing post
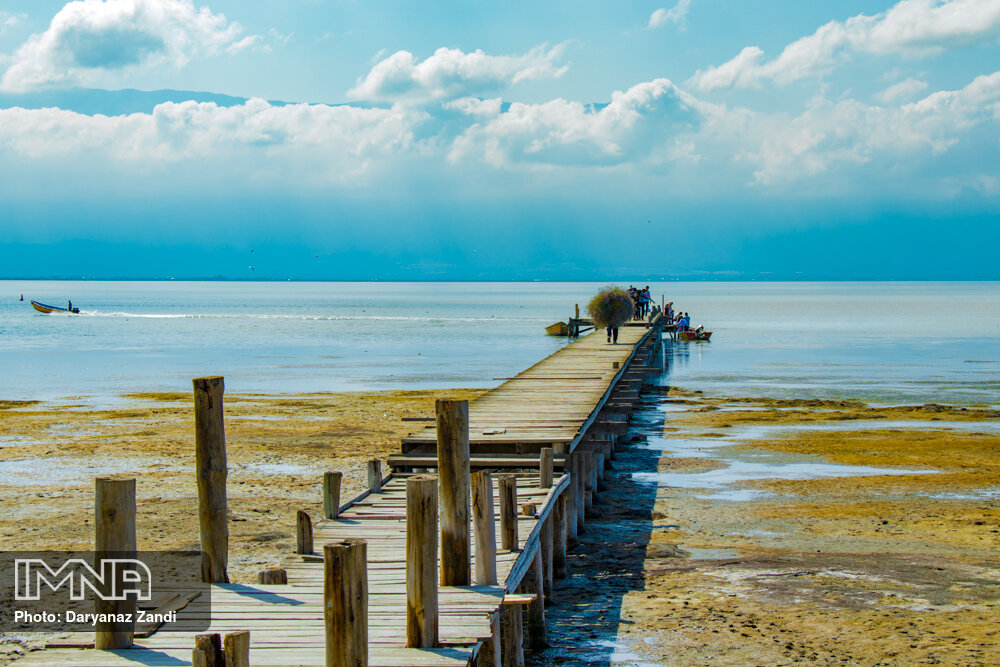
[94,477,136,650]
[436,399,471,586]
[323,471,342,519]
[498,474,518,552]
[224,630,251,667]
[525,549,547,650]
[193,376,229,583]
[500,600,524,667]
[541,514,553,598]
[477,612,501,667]
[573,455,586,531]
[296,510,313,554]
[324,539,367,667]
[471,471,498,585]
[406,475,438,648]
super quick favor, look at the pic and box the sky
[0,0,998,280]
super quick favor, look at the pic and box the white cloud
[876,77,929,103]
[1,11,27,34]
[1,0,254,92]
[347,44,568,103]
[648,0,691,29]
[691,0,1000,91]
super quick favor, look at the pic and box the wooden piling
[595,450,606,487]
[324,539,367,667]
[323,471,342,519]
[296,510,313,555]
[520,502,536,516]
[500,600,524,667]
[471,471,497,586]
[538,447,553,488]
[540,515,553,598]
[223,631,250,667]
[553,495,568,579]
[406,475,438,648]
[583,454,594,512]
[192,633,222,667]
[564,469,578,542]
[524,549,547,650]
[436,399,471,586]
[193,376,229,584]
[476,612,501,667]
[498,474,518,552]
[367,459,383,493]
[257,568,287,585]
[573,455,586,530]
[94,477,136,650]
[589,453,600,499]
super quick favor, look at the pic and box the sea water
[1,281,997,405]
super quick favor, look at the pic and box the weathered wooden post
[498,474,518,552]
[524,549,547,650]
[94,477,136,650]
[583,454,595,512]
[406,475,438,649]
[223,631,250,667]
[296,510,313,554]
[193,376,229,583]
[595,450,606,487]
[436,398,471,586]
[192,633,222,667]
[324,539,367,667]
[539,447,553,489]
[500,600,524,667]
[540,514,553,598]
[367,459,383,493]
[477,612,501,667]
[573,455,586,531]
[323,471,342,519]
[553,495,568,579]
[471,471,497,585]
[589,452,600,499]
[258,568,287,585]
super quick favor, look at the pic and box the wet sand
[533,390,1000,666]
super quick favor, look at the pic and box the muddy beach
[532,390,1000,666]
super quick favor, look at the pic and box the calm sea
[1,281,997,406]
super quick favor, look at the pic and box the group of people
[628,285,652,319]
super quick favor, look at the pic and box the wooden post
[223,631,250,667]
[193,376,229,583]
[574,303,579,319]
[500,601,524,667]
[296,510,313,554]
[553,495,568,579]
[436,399,471,586]
[565,469,578,542]
[539,448,553,489]
[406,475,438,649]
[589,453,600,500]
[573,455,586,531]
[471,471,497,586]
[498,474,518,552]
[323,471,342,519]
[524,550,546,650]
[595,451,606,487]
[476,612,501,667]
[258,568,287,585]
[541,515,553,598]
[192,633,222,667]
[612,361,620,369]
[520,502,536,516]
[324,540,367,667]
[94,477,136,650]
[583,454,594,512]
[367,459,383,493]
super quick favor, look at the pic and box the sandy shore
[534,390,1000,666]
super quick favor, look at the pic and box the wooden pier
[15,316,665,667]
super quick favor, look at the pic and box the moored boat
[545,321,568,336]
[677,329,711,341]
[30,300,79,314]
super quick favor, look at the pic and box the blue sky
[1,0,998,279]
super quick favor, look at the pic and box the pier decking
[15,317,664,667]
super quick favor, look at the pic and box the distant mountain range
[0,87,297,115]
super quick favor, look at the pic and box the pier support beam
[406,475,438,648]
[476,612,501,667]
[324,540,367,667]
[500,601,524,667]
[193,376,229,583]
[436,399,471,586]
[553,495,567,579]
[94,477,136,650]
[524,549,547,650]
[471,471,497,585]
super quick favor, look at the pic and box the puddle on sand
[539,638,663,666]
[696,488,775,502]
[0,457,182,486]
[635,462,936,489]
[234,462,316,476]
[684,547,742,560]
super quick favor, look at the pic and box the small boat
[677,329,711,341]
[31,300,79,314]
[545,321,568,336]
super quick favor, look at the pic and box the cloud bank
[691,0,1000,91]
[648,0,692,30]
[347,44,568,103]
[1,0,253,92]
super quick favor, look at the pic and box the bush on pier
[587,287,633,329]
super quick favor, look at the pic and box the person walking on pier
[606,324,619,344]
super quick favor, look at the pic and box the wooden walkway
[16,319,664,667]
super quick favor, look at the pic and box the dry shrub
[587,287,633,329]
